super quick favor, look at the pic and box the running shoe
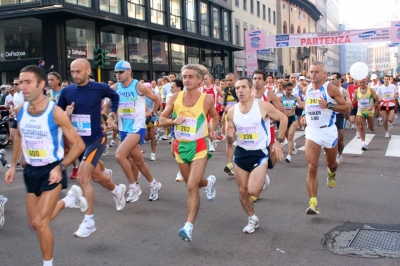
[345,121,350,129]
[327,167,336,188]
[251,194,261,202]
[336,155,343,164]
[0,202,4,228]
[67,185,88,212]
[285,155,291,163]
[74,219,96,238]
[378,118,383,126]
[175,171,184,182]
[70,167,78,179]
[102,145,109,157]
[149,181,162,201]
[113,184,126,211]
[306,197,319,215]
[161,134,170,140]
[263,174,270,190]
[361,144,368,151]
[351,123,356,130]
[356,132,360,139]
[0,149,7,167]
[209,142,215,152]
[385,131,390,138]
[292,142,297,155]
[178,223,193,242]
[0,195,8,205]
[389,122,393,130]
[150,153,156,161]
[109,140,116,147]
[395,113,398,119]
[126,186,142,203]
[205,175,216,201]
[224,163,234,176]
[243,216,259,234]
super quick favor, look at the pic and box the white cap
[299,76,306,80]
[370,74,377,80]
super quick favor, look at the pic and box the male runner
[301,62,350,215]
[266,74,275,91]
[369,74,382,125]
[226,77,287,233]
[159,64,218,242]
[347,79,359,133]
[377,75,397,138]
[58,58,126,238]
[5,65,87,266]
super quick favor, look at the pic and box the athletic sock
[43,258,53,266]
[150,180,157,187]
[62,194,76,208]
[184,222,193,231]
[112,185,119,195]
[84,214,94,220]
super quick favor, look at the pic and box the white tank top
[378,84,397,106]
[305,82,337,128]
[233,98,270,151]
[18,101,64,166]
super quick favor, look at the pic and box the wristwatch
[276,138,284,144]
[327,102,335,109]
[59,163,66,172]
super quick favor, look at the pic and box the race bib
[118,102,135,119]
[359,98,370,109]
[25,139,48,166]
[305,91,320,111]
[71,114,91,136]
[283,99,296,110]
[176,118,197,141]
[383,93,392,100]
[237,126,259,147]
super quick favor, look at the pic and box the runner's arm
[341,89,353,110]
[159,93,178,127]
[137,82,160,115]
[225,107,236,144]
[327,84,351,114]
[204,95,219,136]
[267,90,286,113]
[371,89,379,108]
[294,95,304,109]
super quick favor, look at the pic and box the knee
[327,161,337,172]
[338,138,344,147]
[308,162,318,176]
[115,152,126,164]
[238,186,249,197]
[186,181,199,193]
[77,175,90,186]
[32,216,48,232]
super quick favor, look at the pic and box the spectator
[38,59,54,74]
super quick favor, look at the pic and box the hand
[209,131,217,139]
[173,116,186,125]
[8,100,14,106]
[5,168,16,185]
[66,102,75,116]
[9,113,15,119]
[301,116,307,126]
[226,122,235,139]
[48,166,62,185]
[50,65,54,69]
[272,141,284,161]
[368,106,373,111]
[318,97,327,108]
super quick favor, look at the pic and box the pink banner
[245,30,267,77]
[390,21,400,43]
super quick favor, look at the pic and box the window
[235,23,240,46]
[100,0,120,14]
[66,19,95,60]
[268,8,271,23]
[263,5,266,20]
[250,0,254,14]
[188,46,199,64]
[213,7,220,39]
[128,30,148,63]
[235,0,239,7]
[65,0,90,7]
[171,43,185,66]
[273,11,276,25]
[1,17,42,62]
[223,11,230,41]
[257,1,260,17]
[243,23,247,47]
[186,0,197,33]
[151,0,165,25]
[243,0,247,11]
[100,25,125,61]
[283,21,287,34]
[200,2,210,36]
[152,35,168,65]
[128,0,145,20]
[170,0,182,29]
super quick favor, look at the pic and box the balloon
[349,62,369,80]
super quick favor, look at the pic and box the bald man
[58,58,126,238]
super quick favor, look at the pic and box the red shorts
[270,125,275,145]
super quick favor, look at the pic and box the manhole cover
[348,229,400,252]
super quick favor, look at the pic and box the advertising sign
[390,21,400,43]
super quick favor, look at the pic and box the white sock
[43,258,53,266]
[84,214,94,221]
[249,214,257,219]
[130,182,139,189]
[184,222,193,230]
[112,185,119,195]
[62,194,76,208]
[150,180,156,187]
[362,141,366,145]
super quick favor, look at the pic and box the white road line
[342,134,375,155]
[385,135,400,157]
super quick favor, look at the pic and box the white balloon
[349,62,369,80]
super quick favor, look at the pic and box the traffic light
[93,45,110,68]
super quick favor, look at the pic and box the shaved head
[70,58,92,86]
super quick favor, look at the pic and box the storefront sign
[390,20,400,43]
[152,41,167,64]
[67,46,87,59]
[5,50,26,58]
[102,44,117,60]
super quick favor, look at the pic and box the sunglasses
[13,83,19,86]
[115,71,125,75]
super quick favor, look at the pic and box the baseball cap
[0,85,6,90]
[299,76,306,80]
[370,74,377,80]
[114,60,131,71]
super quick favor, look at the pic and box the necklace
[29,96,47,115]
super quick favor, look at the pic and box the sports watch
[327,102,335,110]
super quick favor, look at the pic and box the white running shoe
[336,155,343,164]
[0,202,4,228]
[149,181,162,201]
[74,219,96,238]
[292,142,297,155]
[102,145,109,157]
[285,155,291,163]
[395,113,398,119]
[0,195,8,205]
[356,132,360,139]
[263,174,270,190]
[243,216,259,234]
[175,171,184,182]
[126,186,142,203]
[209,142,215,152]
[109,140,116,147]
[385,131,390,138]
[205,175,216,201]
[178,223,193,242]
[114,184,126,211]
[378,118,383,126]
[67,185,88,212]
[388,122,393,130]
[351,123,356,130]
[361,144,368,151]
[345,121,350,129]
[150,153,156,161]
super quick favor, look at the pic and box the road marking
[385,135,400,157]
[343,134,375,155]
[282,131,305,146]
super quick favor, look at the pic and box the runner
[226,77,287,233]
[144,82,159,161]
[369,74,382,125]
[301,62,350,215]
[376,75,397,138]
[347,79,359,134]
[112,60,162,202]
[58,58,126,238]
[5,65,87,265]
[159,64,218,242]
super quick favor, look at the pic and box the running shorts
[380,106,395,111]
[234,146,269,173]
[79,137,106,166]
[119,129,145,144]
[335,113,345,130]
[295,107,303,117]
[174,138,212,164]
[24,161,67,197]
[305,125,338,148]
[11,119,17,129]
[350,106,358,116]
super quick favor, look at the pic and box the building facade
[0,0,240,84]
[324,0,340,74]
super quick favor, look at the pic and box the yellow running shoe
[251,194,261,202]
[306,197,319,215]
[223,163,234,176]
[327,167,336,188]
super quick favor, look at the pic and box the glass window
[170,0,182,29]
[213,7,220,39]
[188,46,199,64]
[128,0,145,20]
[186,0,197,33]
[235,0,239,6]
[257,1,260,17]
[0,17,42,61]
[273,11,276,25]
[223,11,229,42]
[243,0,247,10]
[250,0,254,14]
[100,25,125,61]
[65,0,91,7]
[200,2,209,36]
[151,0,165,25]
[0,0,40,5]
[100,0,120,14]
[66,19,95,60]
[263,5,266,20]
[268,8,271,23]
[171,43,185,66]
[128,30,148,63]
[152,35,168,65]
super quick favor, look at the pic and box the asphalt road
[1,120,400,266]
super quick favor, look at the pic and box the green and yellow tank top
[173,91,208,142]
[356,87,374,116]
